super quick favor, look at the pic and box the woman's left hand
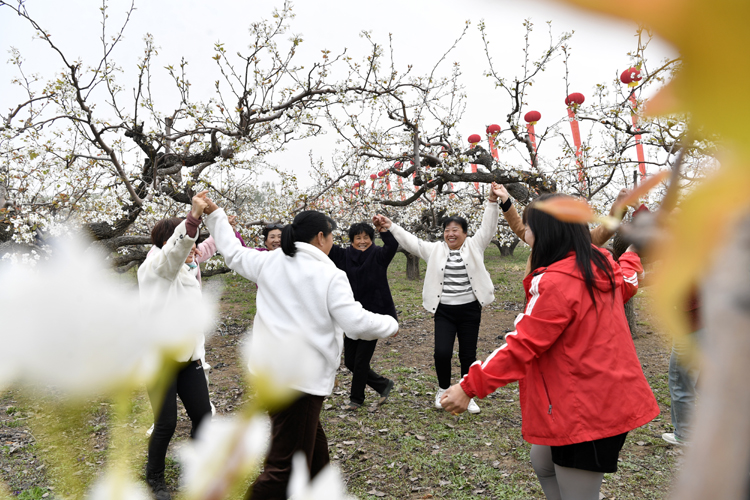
[440,384,471,414]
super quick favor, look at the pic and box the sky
[0,0,678,187]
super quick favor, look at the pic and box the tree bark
[612,230,637,337]
[406,253,420,281]
[624,297,637,338]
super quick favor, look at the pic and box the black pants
[146,359,212,474]
[247,393,330,500]
[344,336,390,405]
[434,301,482,389]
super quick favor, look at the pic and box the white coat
[204,209,399,396]
[389,201,499,313]
[137,220,206,363]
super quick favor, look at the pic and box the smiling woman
[373,182,506,415]
[328,221,400,410]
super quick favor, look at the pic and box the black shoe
[378,379,395,405]
[146,470,171,500]
[342,401,362,411]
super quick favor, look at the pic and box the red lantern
[353,182,360,189]
[360,179,366,185]
[486,124,501,135]
[378,170,386,177]
[565,93,585,106]
[524,111,541,124]
[468,134,481,144]
[370,173,377,180]
[620,67,642,85]
[394,161,402,170]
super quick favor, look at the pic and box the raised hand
[228,215,238,227]
[372,214,392,230]
[191,190,210,219]
[204,196,219,215]
[611,188,632,219]
[491,182,510,203]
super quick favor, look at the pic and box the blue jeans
[668,329,703,441]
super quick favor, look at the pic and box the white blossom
[0,236,216,395]
[288,452,356,500]
[86,471,152,500]
[179,415,270,500]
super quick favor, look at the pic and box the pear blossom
[0,237,216,395]
[287,452,356,500]
[86,471,152,500]
[179,414,270,500]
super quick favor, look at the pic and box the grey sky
[1,0,678,186]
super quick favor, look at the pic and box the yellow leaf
[651,159,750,338]
[534,197,595,223]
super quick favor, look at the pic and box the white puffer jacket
[389,201,499,313]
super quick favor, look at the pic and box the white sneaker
[662,432,686,446]
[467,398,481,414]
[434,388,447,409]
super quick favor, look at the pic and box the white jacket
[137,220,206,363]
[204,209,399,396]
[389,201,499,313]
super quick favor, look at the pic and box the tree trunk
[624,297,637,338]
[406,253,420,280]
[613,230,637,337]
[499,236,521,257]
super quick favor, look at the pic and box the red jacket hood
[527,247,618,294]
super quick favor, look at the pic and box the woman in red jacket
[441,193,660,500]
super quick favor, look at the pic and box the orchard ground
[0,245,681,499]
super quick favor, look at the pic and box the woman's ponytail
[281,224,297,257]
[281,210,336,257]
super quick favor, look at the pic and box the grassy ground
[0,243,681,499]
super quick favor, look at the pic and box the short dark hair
[348,222,375,242]
[151,217,184,248]
[442,216,468,233]
[262,223,284,242]
[281,211,337,257]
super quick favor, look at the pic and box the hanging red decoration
[565,92,585,106]
[524,111,541,160]
[394,161,402,170]
[369,174,377,180]
[467,134,481,144]
[378,170,387,177]
[353,182,360,189]
[620,67,642,86]
[565,93,585,184]
[486,124,501,162]
[524,111,541,124]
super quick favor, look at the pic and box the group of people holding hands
[138,182,661,500]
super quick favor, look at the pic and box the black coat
[328,231,399,320]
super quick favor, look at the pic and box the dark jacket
[328,231,399,321]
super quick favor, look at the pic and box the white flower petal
[87,471,151,500]
[179,414,270,500]
[0,237,216,394]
